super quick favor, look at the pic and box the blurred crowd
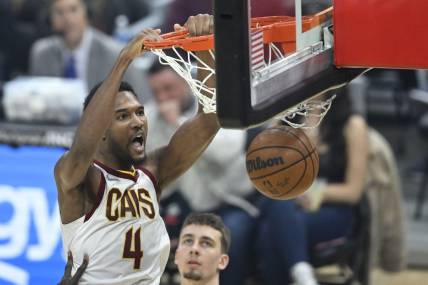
[0,0,333,105]
[1,1,428,285]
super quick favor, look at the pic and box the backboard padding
[334,0,428,69]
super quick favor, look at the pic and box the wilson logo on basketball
[246,156,285,173]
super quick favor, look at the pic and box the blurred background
[0,0,427,285]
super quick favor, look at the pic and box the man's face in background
[50,0,88,48]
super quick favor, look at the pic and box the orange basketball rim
[143,7,333,52]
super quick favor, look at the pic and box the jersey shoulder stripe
[136,165,160,196]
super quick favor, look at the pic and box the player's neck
[95,152,134,173]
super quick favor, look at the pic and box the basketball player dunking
[54,15,218,285]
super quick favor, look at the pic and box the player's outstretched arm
[144,14,220,190]
[54,31,159,195]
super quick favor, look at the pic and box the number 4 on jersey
[123,226,143,269]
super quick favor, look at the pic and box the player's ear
[218,254,229,270]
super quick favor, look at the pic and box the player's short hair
[182,213,231,254]
[83,81,139,110]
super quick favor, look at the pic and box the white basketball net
[276,94,336,129]
[148,43,335,129]
[151,47,216,114]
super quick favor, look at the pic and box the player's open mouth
[131,134,144,152]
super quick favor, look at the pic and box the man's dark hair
[48,0,87,9]
[48,0,93,20]
[148,60,173,76]
[181,213,231,254]
[83,81,138,110]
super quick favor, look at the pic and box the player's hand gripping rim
[174,14,214,37]
[121,28,162,60]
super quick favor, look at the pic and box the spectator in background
[29,0,151,101]
[0,0,50,80]
[88,0,150,36]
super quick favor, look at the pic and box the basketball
[246,126,319,200]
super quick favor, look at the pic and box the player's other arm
[54,31,158,191]
[145,15,220,190]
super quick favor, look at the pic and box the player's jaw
[183,270,203,281]
[183,264,203,281]
[105,129,146,168]
[181,257,205,280]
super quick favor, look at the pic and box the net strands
[151,48,216,113]
[149,37,287,114]
[277,95,336,129]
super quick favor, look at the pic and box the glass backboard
[214,0,367,128]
